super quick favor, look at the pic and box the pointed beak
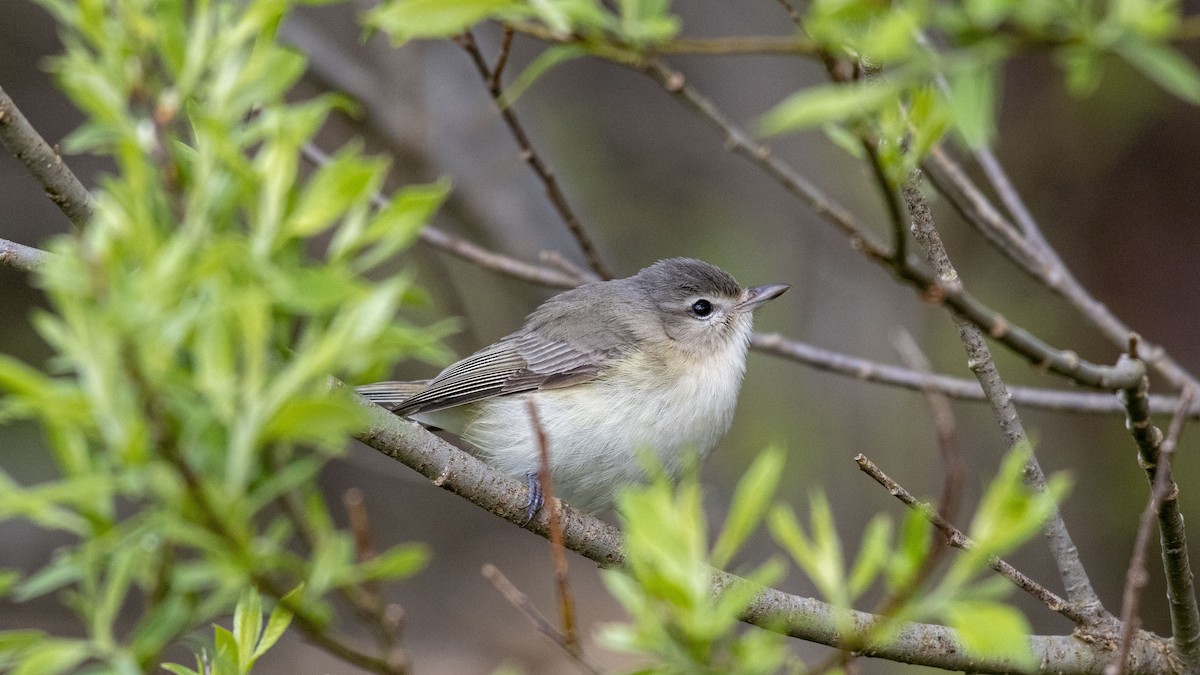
[737,283,790,311]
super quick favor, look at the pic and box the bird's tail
[354,380,429,410]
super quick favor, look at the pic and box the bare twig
[456,31,613,281]
[752,333,1197,417]
[0,84,93,227]
[345,487,378,562]
[924,147,1200,395]
[903,178,1109,623]
[651,35,819,55]
[482,564,602,674]
[889,328,965,533]
[300,143,581,289]
[854,454,1094,626]
[1120,371,1200,666]
[0,237,50,272]
[526,399,580,657]
[1109,388,1196,675]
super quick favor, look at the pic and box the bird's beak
[737,283,790,311]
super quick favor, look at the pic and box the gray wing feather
[378,332,611,416]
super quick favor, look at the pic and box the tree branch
[752,333,1197,417]
[923,146,1200,395]
[1110,388,1196,674]
[350,388,1175,674]
[0,84,92,227]
[456,30,613,280]
[855,453,1094,626]
[1120,369,1200,666]
[0,237,50,272]
[903,178,1110,623]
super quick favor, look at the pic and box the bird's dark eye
[691,299,713,317]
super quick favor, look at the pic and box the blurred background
[1,0,1198,672]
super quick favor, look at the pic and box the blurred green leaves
[601,448,791,674]
[0,0,444,670]
[760,0,1199,169]
[605,442,1066,671]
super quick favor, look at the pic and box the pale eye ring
[690,299,714,317]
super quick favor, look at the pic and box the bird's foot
[521,471,544,526]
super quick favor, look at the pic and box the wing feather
[381,332,611,416]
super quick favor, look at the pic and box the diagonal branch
[752,333,1197,417]
[456,30,612,281]
[924,147,1200,395]
[903,177,1110,623]
[0,237,51,272]
[855,453,1094,626]
[0,84,93,227]
[350,387,1174,673]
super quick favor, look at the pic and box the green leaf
[946,60,999,148]
[366,0,523,45]
[500,44,588,108]
[356,544,430,583]
[11,639,90,675]
[253,585,301,660]
[1117,40,1200,104]
[847,514,892,599]
[233,588,263,669]
[759,80,905,136]
[283,147,385,239]
[944,600,1035,667]
[712,447,784,568]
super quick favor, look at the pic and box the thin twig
[456,31,613,281]
[752,333,1197,417]
[1109,388,1196,675]
[489,25,516,91]
[854,454,1094,626]
[300,143,581,289]
[889,328,965,534]
[807,330,965,675]
[903,177,1109,623]
[1120,371,1200,666]
[526,399,580,657]
[651,35,820,55]
[581,51,1146,391]
[6,228,1181,421]
[924,147,1200,395]
[0,84,93,227]
[481,564,602,674]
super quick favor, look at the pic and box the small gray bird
[357,258,788,520]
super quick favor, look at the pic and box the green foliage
[0,0,446,670]
[607,443,1067,672]
[600,449,791,674]
[161,587,295,675]
[761,0,1200,160]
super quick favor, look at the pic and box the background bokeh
[2,1,1198,672]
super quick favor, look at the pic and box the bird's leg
[521,471,544,526]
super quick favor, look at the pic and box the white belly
[428,343,749,513]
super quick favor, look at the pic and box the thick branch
[0,84,93,227]
[0,237,50,272]
[350,391,1174,673]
